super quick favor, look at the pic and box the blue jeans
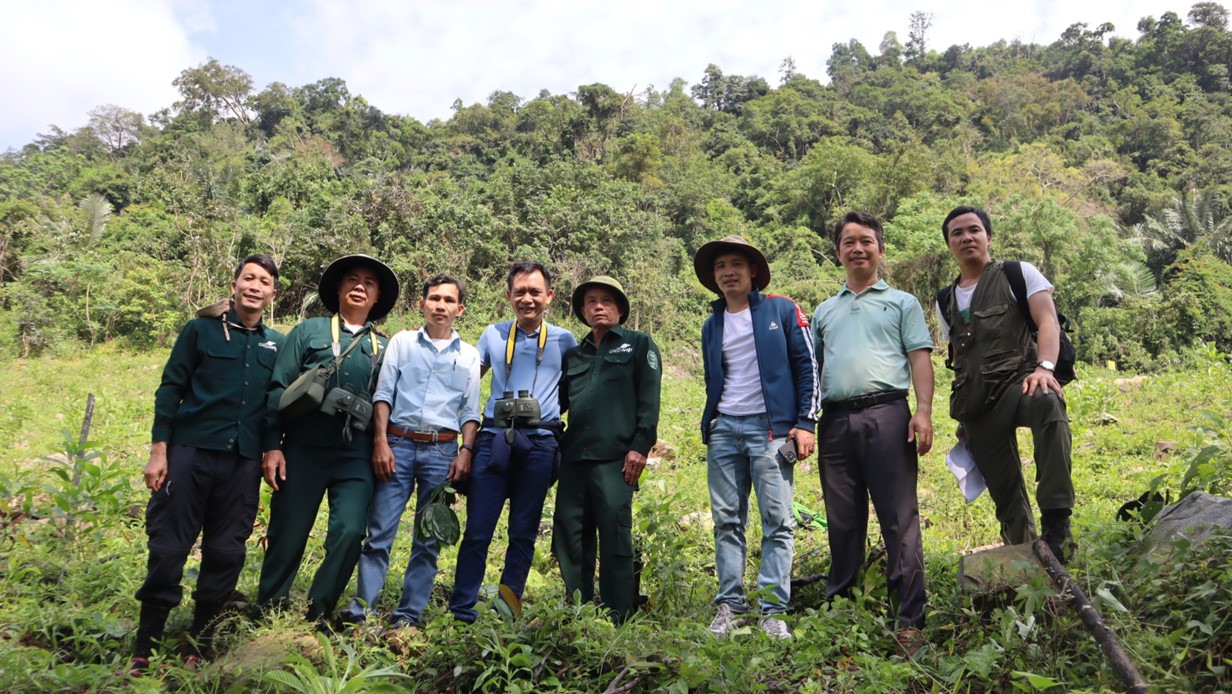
[707,413,795,615]
[347,435,455,626]
[449,430,558,622]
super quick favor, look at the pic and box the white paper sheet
[945,439,987,503]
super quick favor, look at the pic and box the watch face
[1040,360,1056,371]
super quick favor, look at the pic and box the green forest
[5,5,1232,369]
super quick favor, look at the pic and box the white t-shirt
[937,262,1053,341]
[717,307,767,416]
[429,336,453,351]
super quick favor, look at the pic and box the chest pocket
[971,302,1011,335]
[566,358,594,400]
[255,344,278,371]
[602,350,633,381]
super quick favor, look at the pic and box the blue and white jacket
[700,291,820,444]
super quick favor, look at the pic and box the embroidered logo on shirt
[259,341,279,351]
[769,321,780,330]
[648,351,658,370]
[609,343,633,354]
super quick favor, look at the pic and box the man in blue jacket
[695,236,819,640]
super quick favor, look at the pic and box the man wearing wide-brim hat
[554,276,661,623]
[257,253,398,625]
[694,236,819,640]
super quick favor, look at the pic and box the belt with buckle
[824,389,908,412]
[387,424,457,442]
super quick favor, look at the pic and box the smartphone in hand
[776,439,798,465]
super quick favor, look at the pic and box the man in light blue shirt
[449,261,577,622]
[812,211,934,655]
[344,274,481,630]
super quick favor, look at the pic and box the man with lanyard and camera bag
[258,254,397,626]
[130,254,283,674]
[937,206,1077,564]
[449,261,577,623]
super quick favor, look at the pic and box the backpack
[936,260,1076,385]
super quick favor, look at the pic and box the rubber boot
[1040,509,1076,565]
[188,599,226,657]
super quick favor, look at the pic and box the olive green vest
[944,261,1037,420]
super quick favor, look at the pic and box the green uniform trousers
[552,459,636,622]
[257,444,374,620]
[961,382,1074,545]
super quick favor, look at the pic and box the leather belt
[387,424,457,442]
[824,389,908,412]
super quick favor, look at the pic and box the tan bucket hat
[318,254,400,322]
[571,275,630,324]
[693,235,771,294]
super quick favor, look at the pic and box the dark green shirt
[152,310,285,460]
[264,316,388,455]
[559,326,662,462]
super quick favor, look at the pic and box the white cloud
[0,0,204,150]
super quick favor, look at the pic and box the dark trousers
[137,445,261,607]
[961,382,1074,544]
[449,430,557,622]
[553,459,636,622]
[134,445,260,655]
[818,399,926,630]
[257,444,373,620]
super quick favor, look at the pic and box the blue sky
[0,0,1200,151]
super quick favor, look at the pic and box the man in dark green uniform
[131,254,283,673]
[258,254,397,624]
[554,276,662,622]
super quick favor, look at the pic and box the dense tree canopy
[4,5,1232,370]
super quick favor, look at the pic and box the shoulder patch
[647,350,658,370]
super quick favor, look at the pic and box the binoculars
[492,390,542,430]
[320,385,374,431]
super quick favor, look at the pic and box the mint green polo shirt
[811,280,932,402]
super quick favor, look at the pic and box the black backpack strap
[1003,260,1039,332]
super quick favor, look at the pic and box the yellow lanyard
[504,320,548,388]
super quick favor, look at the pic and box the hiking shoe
[759,616,792,640]
[181,653,204,671]
[1040,511,1076,565]
[707,604,735,637]
[118,657,150,678]
[896,628,924,658]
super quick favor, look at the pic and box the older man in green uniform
[130,254,283,673]
[554,276,661,622]
[258,254,397,625]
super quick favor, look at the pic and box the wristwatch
[460,443,475,453]
[1038,360,1056,372]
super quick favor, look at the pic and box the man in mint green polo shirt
[811,210,934,655]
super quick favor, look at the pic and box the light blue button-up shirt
[476,320,577,425]
[372,328,482,433]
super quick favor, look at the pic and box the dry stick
[1032,539,1149,694]
[73,393,95,486]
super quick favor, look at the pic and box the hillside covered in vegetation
[5,5,1232,368]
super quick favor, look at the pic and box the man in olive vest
[938,206,1076,563]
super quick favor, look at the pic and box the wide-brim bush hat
[318,254,400,322]
[571,275,630,324]
[693,235,771,294]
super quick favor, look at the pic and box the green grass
[0,345,1230,692]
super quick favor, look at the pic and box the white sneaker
[759,616,792,640]
[707,604,735,637]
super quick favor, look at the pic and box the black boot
[134,603,171,659]
[188,599,227,656]
[1040,509,1076,565]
